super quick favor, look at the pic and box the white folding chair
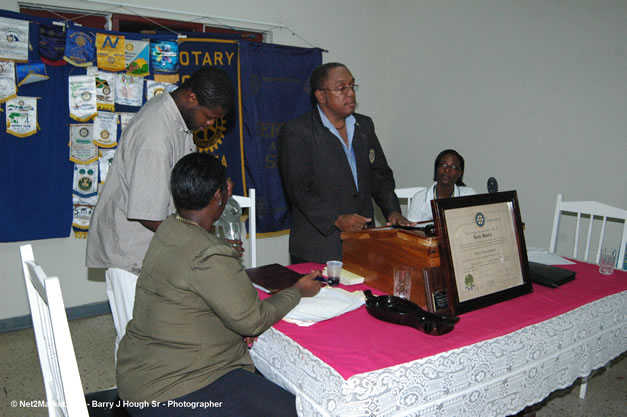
[232,188,257,267]
[395,187,426,215]
[20,244,128,417]
[547,195,627,399]
[549,194,627,268]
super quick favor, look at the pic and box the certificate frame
[431,191,532,315]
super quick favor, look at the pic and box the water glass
[326,260,343,286]
[599,248,617,275]
[393,266,412,299]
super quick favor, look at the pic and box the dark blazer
[278,108,400,263]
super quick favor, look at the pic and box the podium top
[341,226,438,250]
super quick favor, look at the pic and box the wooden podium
[341,227,448,312]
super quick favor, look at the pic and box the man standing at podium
[279,62,413,264]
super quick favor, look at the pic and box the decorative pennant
[69,75,98,121]
[94,70,116,111]
[125,39,149,76]
[6,96,38,137]
[96,33,126,72]
[0,17,29,62]
[114,72,143,107]
[118,111,136,133]
[73,193,98,206]
[153,73,179,84]
[39,23,66,65]
[0,61,17,104]
[98,148,116,183]
[69,124,99,163]
[16,62,49,86]
[72,161,99,197]
[93,111,118,148]
[150,40,179,73]
[63,27,96,67]
[145,79,177,100]
[72,204,95,238]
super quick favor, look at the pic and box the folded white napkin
[283,287,365,327]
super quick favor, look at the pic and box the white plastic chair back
[395,187,426,215]
[549,194,627,269]
[232,188,257,267]
[19,244,89,417]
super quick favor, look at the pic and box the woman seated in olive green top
[116,153,322,417]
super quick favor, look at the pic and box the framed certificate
[431,191,532,315]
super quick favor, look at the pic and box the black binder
[528,262,576,288]
[246,263,302,293]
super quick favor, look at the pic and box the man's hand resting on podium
[335,214,372,232]
[386,211,416,227]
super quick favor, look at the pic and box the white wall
[382,0,627,250]
[2,0,626,321]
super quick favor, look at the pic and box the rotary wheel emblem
[193,118,227,152]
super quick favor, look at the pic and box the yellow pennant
[97,33,126,72]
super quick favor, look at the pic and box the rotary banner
[178,39,245,197]
[239,41,322,234]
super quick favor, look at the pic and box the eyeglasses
[438,162,461,171]
[319,84,359,96]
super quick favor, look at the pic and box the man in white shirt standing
[86,67,234,353]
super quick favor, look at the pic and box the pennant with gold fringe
[16,62,49,86]
[72,204,94,239]
[68,75,98,121]
[72,161,99,197]
[64,27,96,67]
[92,69,116,111]
[97,33,126,72]
[93,111,118,148]
[69,124,98,164]
[6,96,38,137]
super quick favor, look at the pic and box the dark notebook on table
[246,263,303,293]
[528,262,576,288]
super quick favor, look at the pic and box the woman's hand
[244,336,258,349]
[227,239,244,257]
[293,270,323,297]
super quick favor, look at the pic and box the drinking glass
[394,266,412,299]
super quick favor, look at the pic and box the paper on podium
[283,287,365,327]
[322,267,365,285]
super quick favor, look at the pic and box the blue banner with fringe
[239,41,322,234]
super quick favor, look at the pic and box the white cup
[326,260,343,286]
[599,248,617,275]
[393,266,412,299]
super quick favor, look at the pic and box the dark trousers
[126,368,297,417]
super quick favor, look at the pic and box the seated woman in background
[407,149,477,222]
[116,152,322,417]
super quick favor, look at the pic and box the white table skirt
[250,291,626,417]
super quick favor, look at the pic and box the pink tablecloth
[261,261,627,380]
